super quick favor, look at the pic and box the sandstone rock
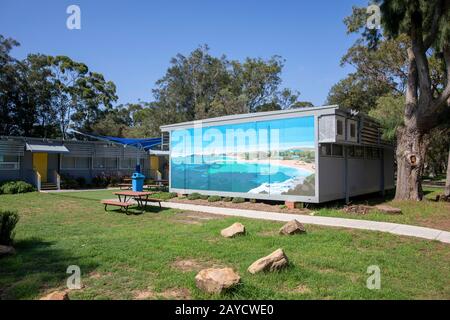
[248,248,288,274]
[279,220,306,235]
[39,290,69,300]
[374,205,402,214]
[195,268,240,294]
[0,245,15,257]
[220,222,246,238]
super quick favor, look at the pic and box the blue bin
[132,172,145,192]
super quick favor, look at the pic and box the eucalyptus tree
[333,1,450,200]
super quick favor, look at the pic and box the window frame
[0,155,20,170]
[61,156,91,170]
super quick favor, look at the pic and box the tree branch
[431,45,450,109]
[423,0,443,50]
[410,10,433,104]
[405,48,418,121]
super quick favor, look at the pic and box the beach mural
[170,116,315,197]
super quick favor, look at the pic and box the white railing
[52,170,61,190]
[34,170,41,191]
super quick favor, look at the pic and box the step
[40,183,58,190]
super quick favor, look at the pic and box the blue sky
[0,0,367,106]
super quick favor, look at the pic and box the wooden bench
[118,183,132,190]
[140,197,162,208]
[101,200,134,213]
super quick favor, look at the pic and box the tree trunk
[445,146,450,198]
[395,126,428,201]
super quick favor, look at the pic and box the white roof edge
[160,105,341,131]
[25,143,70,154]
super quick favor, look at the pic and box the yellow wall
[150,156,159,170]
[33,153,48,182]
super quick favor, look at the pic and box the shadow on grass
[0,238,98,300]
[104,205,169,216]
[306,189,397,210]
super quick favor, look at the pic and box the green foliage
[199,194,209,200]
[369,94,405,141]
[0,210,19,245]
[0,181,35,195]
[0,35,117,138]
[121,46,311,137]
[92,174,120,188]
[232,197,245,203]
[207,195,222,202]
[222,197,232,202]
[250,198,257,203]
[187,193,202,200]
[60,174,80,190]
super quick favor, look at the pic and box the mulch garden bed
[169,198,312,215]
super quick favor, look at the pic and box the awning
[26,143,70,154]
[71,130,162,151]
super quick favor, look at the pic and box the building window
[354,146,365,158]
[332,144,344,157]
[371,147,381,159]
[61,156,90,169]
[350,123,356,138]
[120,158,144,169]
[320,144,332,156]
[0,155,20,170]
[336,119,344,136]
[347,146,355,157]
[93,157,118,169]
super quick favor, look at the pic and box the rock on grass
[248,248,288,274]
[195,268,240,294]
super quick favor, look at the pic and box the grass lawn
[315,187,450,231]
[0,190,449,300]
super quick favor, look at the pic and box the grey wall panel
[384,148,395,189]
[347,159,382,196]
[318,156,345,202]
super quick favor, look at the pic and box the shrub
[208,195,222,202]
[232,197,245,204]
[169,192,178,199]
[187,192,202,200]
[0,210,19,245]
[223,197,232,202]
[250,198,257,203]
[61,174,80,189]
[200,194,209,200]
[76,177,86,188]
[0,181,35,195]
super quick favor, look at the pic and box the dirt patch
[160,287,191,300]
[257,230,279,237]
[88,271,112,279]
[170,198,311,215]
[172,219,203,225]
[134,289,155,300]
[170,211,225,225]
[341,205,374,215]
[292,284,311,294]
[172,258,224,273]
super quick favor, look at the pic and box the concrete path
[146,201,450,244]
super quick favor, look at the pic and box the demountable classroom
[160,105,394,204]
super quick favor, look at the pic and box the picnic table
[101,191,161,214]
[118,183,132,190]
[153,179,169,186]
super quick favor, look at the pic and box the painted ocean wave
[248,174,307,195]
